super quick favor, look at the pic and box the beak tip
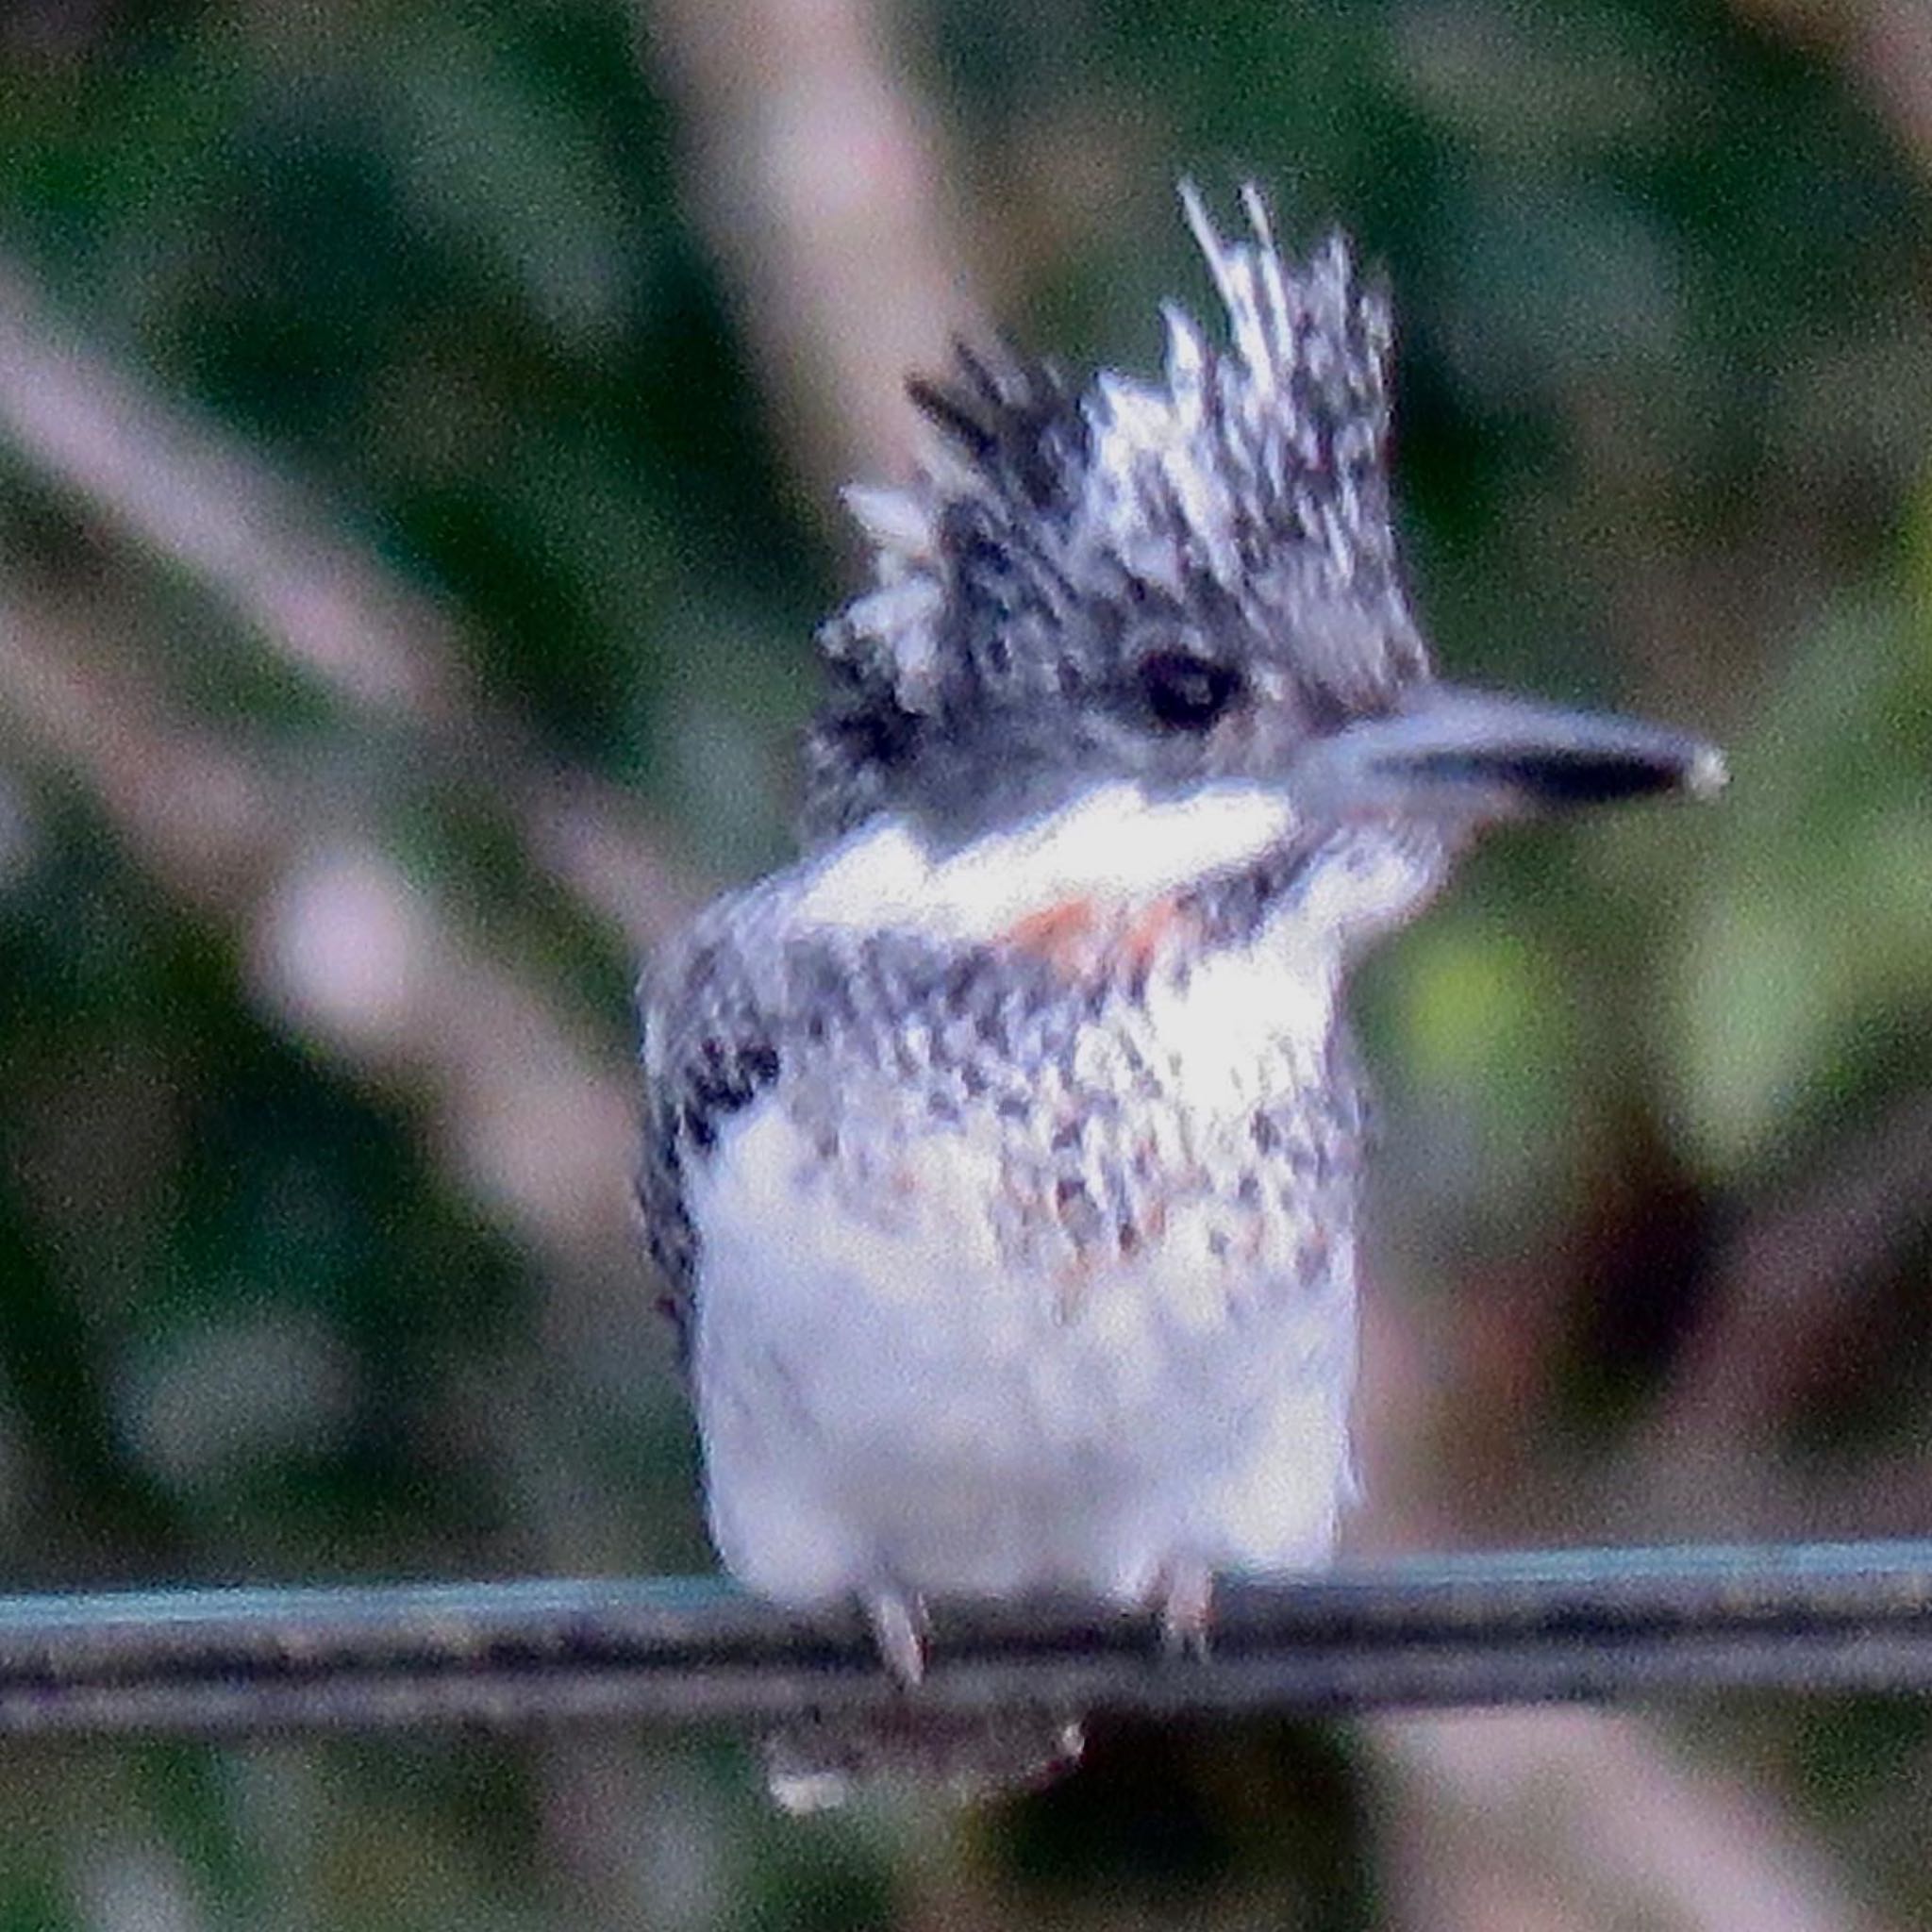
[1684,741,1729,800]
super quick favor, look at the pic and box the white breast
[687,909,1359,1612]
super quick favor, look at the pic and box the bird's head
[803,185,1721,917]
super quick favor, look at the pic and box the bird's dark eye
[1138,650,1242,732]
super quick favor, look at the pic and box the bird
[638,182,1724,1809]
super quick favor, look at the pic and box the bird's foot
[1156,1557,1216,1658]
[863,1588,930,1686]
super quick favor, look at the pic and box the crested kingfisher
[639,184,1724,1806]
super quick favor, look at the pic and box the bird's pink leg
[864,1588,929,1685]
[1158,1557,1216,1657]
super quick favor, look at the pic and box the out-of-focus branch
[0,261,455,720]
[0,599,637,1287]
[1859,2,1932,167]
[1733,0,1932,174]
[1571,1088,1932,1545]
[0,254,696,951]
[1353,1331,1890,1932]
[1372,1708,1894,1932]
[640,0,981,489]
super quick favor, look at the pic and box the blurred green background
[1,0,1930,1926]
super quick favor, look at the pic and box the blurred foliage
[0,0,1930,1926]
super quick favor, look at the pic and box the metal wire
[0,1541,1927,1738]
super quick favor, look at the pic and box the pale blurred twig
[0,253,695,950]
[1632,1088,1932,1533]
[0,599,638,1289]
[1373,1707,1895,1932]
[0,260,456,720]
[640,0,981,490]
[1733,0,1932,174]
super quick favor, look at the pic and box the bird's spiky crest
[805,183,1426,837]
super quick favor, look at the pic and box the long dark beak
[1303,684,1726,819]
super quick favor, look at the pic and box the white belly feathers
[687,913,1358,1607]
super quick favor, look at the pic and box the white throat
[792,780,1299,941]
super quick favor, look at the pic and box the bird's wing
[637,896,783,1371]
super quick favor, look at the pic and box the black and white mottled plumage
[804,185,1425,842]
[638,184,1721,1808]
[645,184,1431,1336]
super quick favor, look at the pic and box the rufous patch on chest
[998,893,1190,978]
[1119,897,1185,971]
[1001,896,1102,970]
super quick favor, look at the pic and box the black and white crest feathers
[805,183,1430,838]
